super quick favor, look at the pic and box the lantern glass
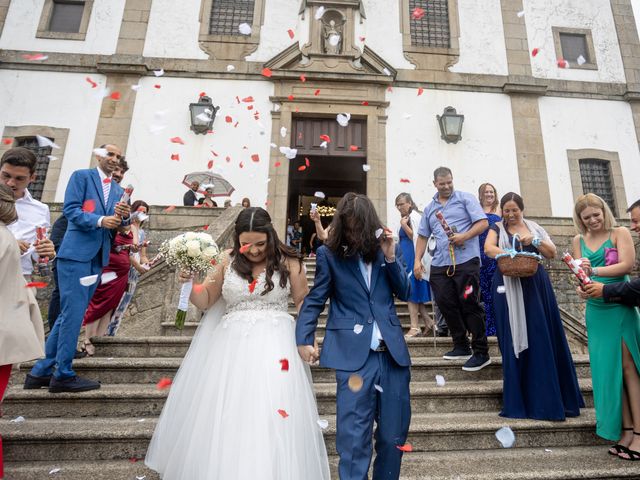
[437,106,464,144]
[189,96,218,134]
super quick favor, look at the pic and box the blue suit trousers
[335,350,411,480]
[31,256,103,379]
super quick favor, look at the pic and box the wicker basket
[497,234,540,278]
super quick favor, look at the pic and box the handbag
[604,247,618,266]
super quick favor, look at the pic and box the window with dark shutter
[409,0,450,48]
[559,33,589,63]
[579,159,616,214]
[16,137,52,202]
[49,0,85,33]
[209,0,255,36]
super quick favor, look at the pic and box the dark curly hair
[325,192,383,264]
[231,207,301,295]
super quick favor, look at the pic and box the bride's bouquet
[159,232,222,329]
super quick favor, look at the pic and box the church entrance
[286,116,367,254]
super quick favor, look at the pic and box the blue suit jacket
[296,245,412,371]
[57,168,125,266]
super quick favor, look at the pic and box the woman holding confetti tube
[572,193,640,459]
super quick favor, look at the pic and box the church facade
[0,0,639,235]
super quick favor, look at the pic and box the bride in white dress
[145,207,330,480]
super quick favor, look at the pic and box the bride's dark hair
[231,207,301,295]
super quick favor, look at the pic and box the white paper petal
[353,324,364,334]
[10,416,25,423]
[274,104,281,112]
[93,147,109,157]
[315,6,325,20]
[403,113,413,120]
[280,126,287,138]
[136,477,147,480]
[545,448,553,453]
[362,164,371,172]
[314,191,325,199]
[79,274,99,287]
[336,113,351,127]
[497,285,506,294]
[47,155,58,161]
[238,23,252,35]
[226,64,236,72]
[49,468,61,475]
[131,84,142,91]
[383,67,392,76]
[577,55,586,66]
[374,384,383,392]
[317,419,329,430]
[153,69,165,77]
[516,10,525,17]
[101,272,118,285]
[329,34,340,46]
[36,135,60,150]
[375,228,384,239]
[279,146,298,159]
[435,375,446,387]
[495,426,516,448]
[196,113,212,122]
[270,143,278,148]
[320,141,328,149]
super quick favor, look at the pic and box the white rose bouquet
[159,232,222,329]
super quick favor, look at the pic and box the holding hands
[297,339,320,365]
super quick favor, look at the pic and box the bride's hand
[178,270,194,283]
[298,345,319,364]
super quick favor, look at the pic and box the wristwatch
[531,236,541,248]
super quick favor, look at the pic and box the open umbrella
[182,172,235,197]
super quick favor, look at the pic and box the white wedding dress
[145,263,330,480]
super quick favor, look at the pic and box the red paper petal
[400,178,410,183]
[242,96,255,103]
[82,199,96,213]
[288,94,295,101]
[202,225,209,231]
[156,378,172,390]
[154,84,161,89]
[2,138,12,145]
[110,91,121,100]
[248,278,259,293]
[314,89,321,96]
[239,244,252,254]
[349,145,358,151]
[288,29,295,39]
[361,101,369,106]
[359,36,366,42]
[225,116,233,123]
[25,281,48,289]
[207,160,214,169]
[277,409,289,418]
[300,75,306,82]
[211,150,219,157]
[262,67,273,78]
[412,7,425,19]
[396,443,413,452]
[531,47,539,57]
[170,136,185,145]
[417,87,424,96]
[305,157,310,167]
[279,358,289,371]
[85,77,98,88]
[171,154,180,161]
[319,134,331,143]
[164,205,176,213]
[247,105,254,110]
[225,156,231,163]
[275,161,282,167]
[251,154,260,162]
[239,161,244,168]
[199,91,206,97]
[298,165,307,171]
[557,58,568,68]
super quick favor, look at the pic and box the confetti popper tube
[120,184,134,205]
[435,210,455,238]
[35,225,49,265]
[562,252,592,285]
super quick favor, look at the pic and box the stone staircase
[3,258,640,479]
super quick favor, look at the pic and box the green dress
[581,236,640,441]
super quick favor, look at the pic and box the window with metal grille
[16,137,52,202]
[209,0,255,35]
[49,0,85,33]
[579,159,616,214]
[559,32,589,63]
[409,0,450,48]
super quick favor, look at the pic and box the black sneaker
[462,354,492,372]
[23,373,52,389]
[49,375,101,393]
[442,347,472,360]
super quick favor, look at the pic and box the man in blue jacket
[25,145,130,393]
[296,193,411,480]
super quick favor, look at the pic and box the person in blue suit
[24,145,130,393]
[296,192,411,480]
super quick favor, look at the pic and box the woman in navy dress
[395,193,433,338]
[484,192,583,420]
[478,183,501,336]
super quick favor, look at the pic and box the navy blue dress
[398,226,431,303]
[491,226,584,420]
[479,213,500,336]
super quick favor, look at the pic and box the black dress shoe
[436,330,449,337]
[24,373,53,389]
[49,375,101,393]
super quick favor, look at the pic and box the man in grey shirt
[414,167,490,372]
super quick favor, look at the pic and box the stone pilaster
[0,0,11,37]
[500,0,531,78]
[116,0,152,56]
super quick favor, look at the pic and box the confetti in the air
[287,29,295,39]
[397,443,413,452]
[516,10,525,18]
[577,55,586,66]
[101,272,118,284]
[557,58,569,69]
[49,468,61,475]
[82,199,96,213]
[10,416,26,423]
[353,324,364,334]
[153,69,164,77]
[36,135,60,149]
[349,145,358,151]
[374,384,384,393]
[315,6,325,19]
[79,275,99,287]
[86,77,98,88]
[412,7,425,19]
[463,285,473,299]
[170,137,185,145]
[300,74,307,82]
[417,87,424,96]
[25,281,48,289]
[280,126,287,138]
[497,285,506,294]
[531,48,539,57]
[317,419,329,430]
[279,146,298,159]
[319,134,331,143]
[248,278,258,293]
[375,228,384,239]
[110,91,121,101]
[362,165,371,172]
[226,64,236,72]
[238,23,252,35]
[277,409,289,418]
[400,178,410,183]
[261,67,273,78]
[156,378,172,390]
[171,154,180,161]
[337,113,351,127]
[22,53,48,61]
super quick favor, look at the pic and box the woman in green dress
[572,193,640,460]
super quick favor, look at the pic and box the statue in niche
[322,19,342,54]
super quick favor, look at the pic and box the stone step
[15,355,592,385]
[89,336,501,359]
[6,446,640,480]
[1,379,594,419]
[1,410,606,464]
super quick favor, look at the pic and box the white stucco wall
[0,70,106,201]
[143,0,208,59]
[524,0,626,83]
[125,77,274,206]
[632,0,640,43]
[384,88,519,233]
[449,0,508,76]
[0,0,125,55]
[539,97,640,217]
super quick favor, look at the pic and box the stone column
[116,0,152,56]
[0,0,10,37]
[501,0,552,215]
